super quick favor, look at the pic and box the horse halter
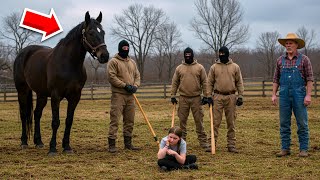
[82,29,106,59]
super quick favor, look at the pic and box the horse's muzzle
[98,52,109,63]
[96,47,109,64]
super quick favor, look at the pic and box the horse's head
[82,11,109,64]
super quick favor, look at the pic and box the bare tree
[154,22,183,81]
[0,57,11,72]
[84,56,102,84]
[0,12,40,57]
[0,42,13,72]
[197,49,215,69]
[296,26,317,56]
[165,50,181,82]
[110,4,168,81]
[190,0,249,62]
[255,31,282,79]
[151,43,166,81]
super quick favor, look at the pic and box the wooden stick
[171,104,176,127]
[209,105,216,154]
[133,94,160,148]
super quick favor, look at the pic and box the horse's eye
[97,27,101,33]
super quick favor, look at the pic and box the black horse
[13,11,109,155]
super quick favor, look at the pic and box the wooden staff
[133,94,160,148]
[209,105,216,154]
[171,104,176,127]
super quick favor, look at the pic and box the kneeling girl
[157,126,198,171]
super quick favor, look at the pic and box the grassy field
[1,97,320,179]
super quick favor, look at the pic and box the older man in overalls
[272,33,314,157]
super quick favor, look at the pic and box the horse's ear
[85,11,90,25]
[96,11,102,23]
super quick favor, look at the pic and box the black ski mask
[219,46,229,64]
[118,40,129,58]
[184,47,194,64]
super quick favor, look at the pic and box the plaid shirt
[273,52,314,85]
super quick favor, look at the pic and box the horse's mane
[56,21,85,46]
[55,18,102,48]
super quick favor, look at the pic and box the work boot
[276,150,290,157]
[182,163,198,170]
[299,150,308,157]
[228,147,239,153]
[108,138,117,153]
[124,136,141,150]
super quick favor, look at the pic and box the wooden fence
[0,80,319,102]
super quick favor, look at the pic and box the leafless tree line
[191,0,249,62]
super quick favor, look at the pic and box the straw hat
[278,33,305,49]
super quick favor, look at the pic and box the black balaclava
[118,40,129,58]
[184,47,194,64]
[219,46,229,64]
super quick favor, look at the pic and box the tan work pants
[213,94,237,148]
[178,95,209,147]
[108,93,135,139]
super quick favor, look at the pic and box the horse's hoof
[21,144,28,149]
[63,149,74,154]
[48,148,58,156]
[47,151,58,156]
[35,144,44,149]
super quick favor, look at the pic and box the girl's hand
[166,149,177,156]
[165,139,170,147]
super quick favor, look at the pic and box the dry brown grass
[1,97,320,179]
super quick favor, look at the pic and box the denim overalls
[279,53,309,151]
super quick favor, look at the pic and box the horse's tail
[26,89,33,140]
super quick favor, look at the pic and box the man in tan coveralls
[207,46,244,153]
[171,47,211,152]
[107,40,141,153]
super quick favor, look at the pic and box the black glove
[124,84,133,93]
[236,97,243,106]
[207,97,213,106]
[201,97,213,106]
[124,84,137,94]
[171,97,178,104]
[131,86,137,93]
[201,97,208,105]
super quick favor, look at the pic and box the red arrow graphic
[20,8,63,42]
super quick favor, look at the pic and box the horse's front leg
[48,92,61,156]
[62,95,81,153]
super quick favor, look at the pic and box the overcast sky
[1,0,319,55]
